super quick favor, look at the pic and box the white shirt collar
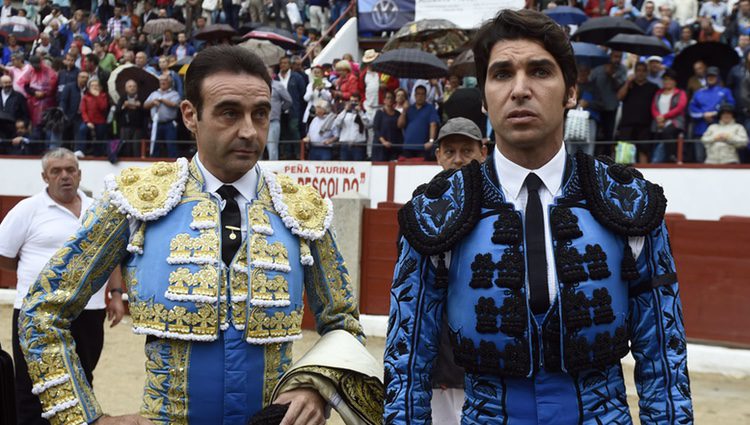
[493,143,567,201]
[194,155,258,202]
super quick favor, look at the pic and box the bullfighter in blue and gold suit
[384,9,693,425]
[19,46,382,425]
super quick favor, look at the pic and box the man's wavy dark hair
[472,9,578,104]
[185,45,272,119]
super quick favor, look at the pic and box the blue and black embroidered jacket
[384,151,693,424]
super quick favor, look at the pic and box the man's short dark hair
[635,61,647,71]
[414,85,427,94]
[185,45,271,120]
[472,9,577,103]
[86,53,99,66]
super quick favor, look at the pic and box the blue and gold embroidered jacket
[384,152,693,424]
[19,158,365,425]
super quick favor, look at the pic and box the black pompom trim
[398,161,483,256]
[577,150,666,236]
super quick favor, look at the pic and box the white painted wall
[1,158,748,220]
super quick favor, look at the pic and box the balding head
[1,75,12,93]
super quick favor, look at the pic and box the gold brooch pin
[225,225,241,240]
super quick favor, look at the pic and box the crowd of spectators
[0,0,748,164]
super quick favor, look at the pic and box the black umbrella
[572,42,610,68]
[572,16,644,45]
[449,49,474,76]
[194,23,237,41]
[605,34,672,57]
[672,42,739,88]
[370,48,449,79]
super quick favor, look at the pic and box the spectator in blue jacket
[689,66,735,161]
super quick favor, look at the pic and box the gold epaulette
[105,158,189,221]
[263,170,333,241]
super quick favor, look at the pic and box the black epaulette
[576,150,667,236]
[397,161,483,256]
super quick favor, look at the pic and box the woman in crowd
[302,99,338,161]
[394,87,409,114]
[702,105,749,164]
[157,55,184,98]
[334,92,369,161]
[331,59,359,106]
[651,69,688,162]
[303,65,332,125]
[78,79,111,157]
[372,90,403,161]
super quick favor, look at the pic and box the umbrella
[571,42,610,68]
[238,39,285,66]
[672,42,739,88]
[543,6,589,26]
[572,16,644,45]
[237,22,264,37]
[254,26,296,40]
[370,48,449,79]
[170,56,193,71]
[243,30,303,51]
[0,16,39,42]
[383,19,468,56]
[194,23,237,41]
[143,18,185,35]
[604,34,672,57]
[108,64,159,104]
[449,49,475,76]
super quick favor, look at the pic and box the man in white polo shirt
[0,148,125,425]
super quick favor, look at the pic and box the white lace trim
[250,298,291,307]
[126,244,144,255]
[106,157,189,222]
[31,374,69,395]
[232,264,249,275]
[263,170,333,241]
[250,260,291,273]
[41,398,79,419]
[220,322,230,331]
[300,255,314,266]
[166,256,218,265]
[190,220,216,230]
[230,294,248,303]
[251,224,274,236]
[245,333,303,345]
[164,292,219,304]
[132,327,218,341]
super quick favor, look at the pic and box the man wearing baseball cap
[435,117,488,170]
[689,65,735,161]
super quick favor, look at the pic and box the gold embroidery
[276,173,329,235]
[193,232,219,259]
[167,268,193,295]
[129,222,146,252]
[249,203,272,230]
[249,234,289,268]
[166,341,190,423]
[263,344,282,406]
[114,161,182,215]
[131,301,220,337]
[141,340,190,424]
[250,269,289,304]
[232,300,247,329]
[246,307,303,340]
[167,231,220,263]
[169,234,193,258]
[191,200,218,226]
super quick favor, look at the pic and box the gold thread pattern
[245,307,303,342]
[130,301,218,338]
[249,234,289,270]
[141,339,190,424]
[190,200,218,229]
[250,269,290,305]
[167,231,219,264]
[114,161,182,216]
[165,267,219,300]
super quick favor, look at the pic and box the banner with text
[414,0,524,29]
[261,161,372,199]
[358,0,415,34]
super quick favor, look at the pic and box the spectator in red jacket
[584,0,614,17]
[332,59,359,105]
[651,69,688,162]
[76,79,110,157]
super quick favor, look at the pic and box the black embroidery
[470,253,495,289]
[481,159,505,209]
[503,340,531,377]
[435,253,449,289]
[425,173,452,199]
[621,244,640,281]
[542,304,562,372]
[475,297,501,334]
[495,247,524,290]
[562,286,592,331]
[411,183,427,197]
[499,291,526,337]
[477,340,503,373]
[551,207,583,240]
[398,161,483,256]
[577,150,666,237]
[492,209,522,245]
[556,245,588,285]
[584,244,611,280]
[453,335,478,367]
[564,335,591,371]
[591,332,612,366]
[591,288,615,325]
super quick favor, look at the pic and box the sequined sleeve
[304,229,365,342]
[627,222,693,424]
[19,195,130,425]
[383,237,445,425]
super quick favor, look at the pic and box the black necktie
[524,173,549,315]
[217,185,241,266]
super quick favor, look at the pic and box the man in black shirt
[617,62,659,162]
